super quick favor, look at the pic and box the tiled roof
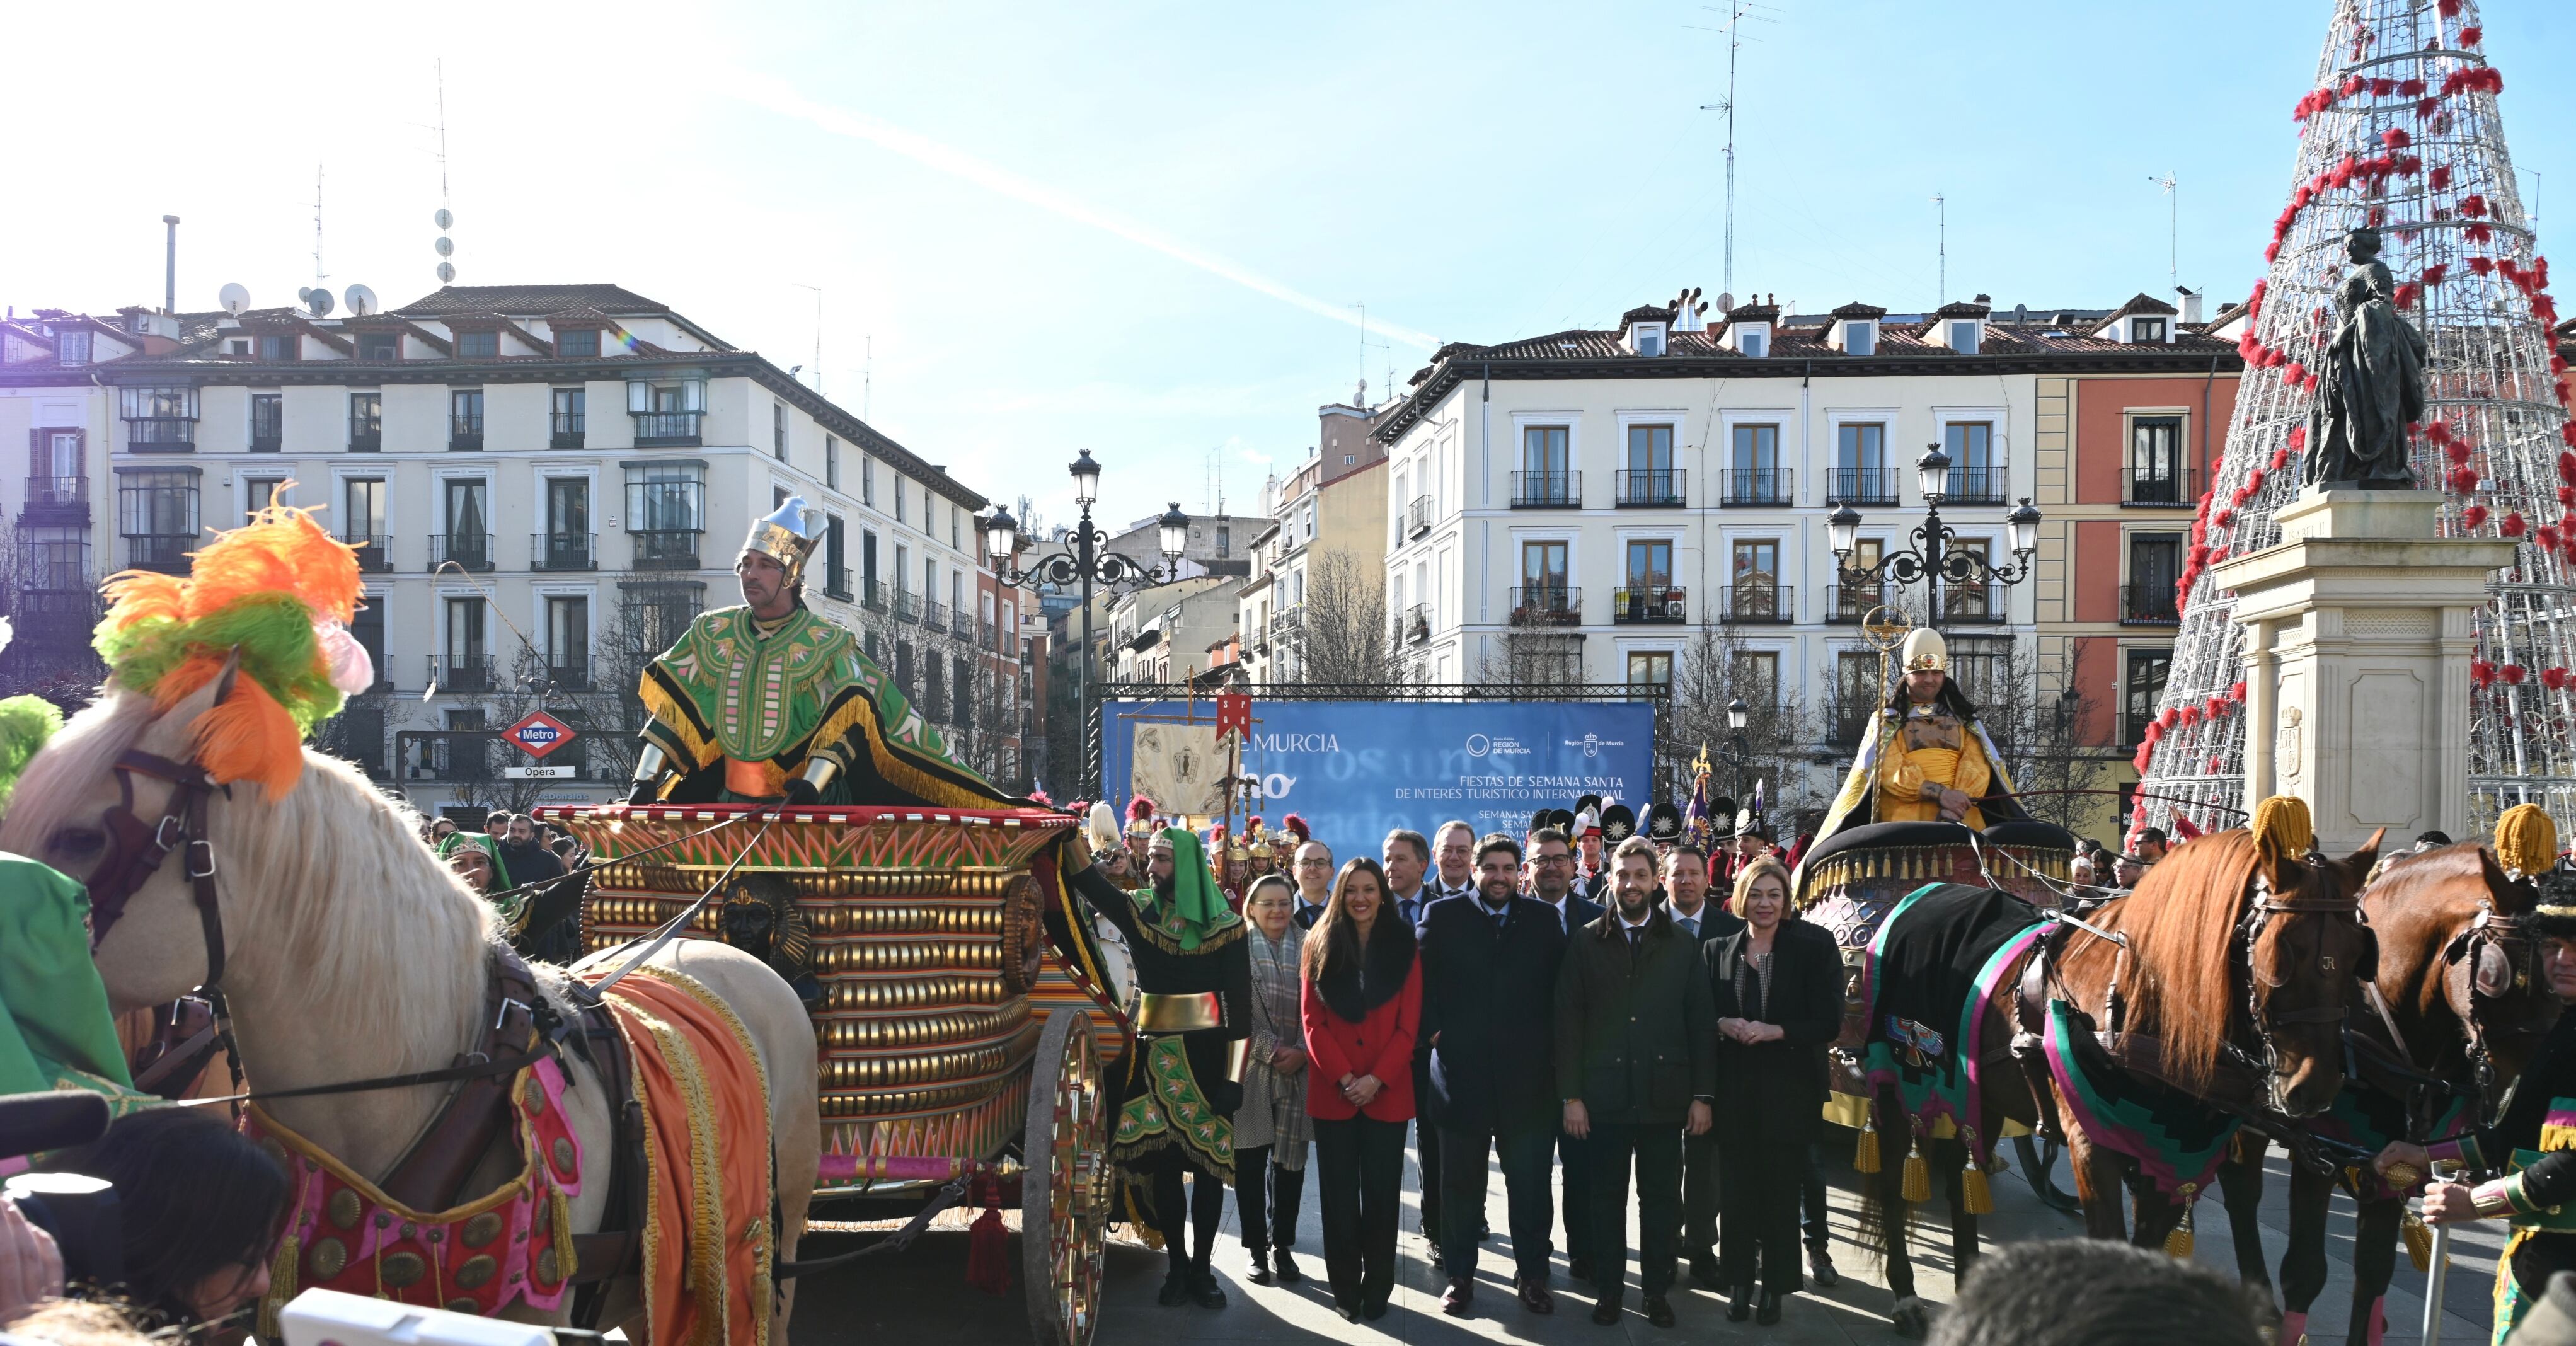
[1829,301,1889,319]
[393,284,669,316]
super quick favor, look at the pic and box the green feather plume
[93,592,343,733]
[0,694,65,809]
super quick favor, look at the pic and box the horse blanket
[1860,882,2049,1167]
[2041,998,2243,1200]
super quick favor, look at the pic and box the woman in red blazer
[1299,857,1422,1322]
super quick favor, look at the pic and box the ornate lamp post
[984,449,1190,797]
[1829,444,2044,626]
[1717,695,1754,801]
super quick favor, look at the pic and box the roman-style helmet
[741,495,821,585]
[1901,626,1948,675]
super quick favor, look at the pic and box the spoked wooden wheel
[1021,1010,1107,1346]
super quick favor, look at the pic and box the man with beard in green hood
[1100,826,1253,1309]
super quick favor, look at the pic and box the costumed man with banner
[1805,628,2030,858]
[1099,827,1254,1310]
[628,497,1012,809]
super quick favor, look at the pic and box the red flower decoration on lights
[2206,696,2230,719]
[2401,77,2427,98]
[2546,667,2573,692]
[2504,664,2530,686]
[2463,194,2491,218]
[2474,660,2498,689]
[2159,706,2182,730]
[2460,25,2483,45]
[2449,465,2482,493]
[2467,224,2493,244]
[2430,164,2453,191]
[2445,442,2473,466]
[2423,263,2449,287]
[2538,525,2561,551]
[2504,510,2529,537]
[2470,255,2497,275]
[2418,96,2442,118]
[2134,745,2156,774]
[2270,447,2292,472]
[2464,503,2490,529]
[2395,283,2422,309]
[2214,509,2236,529]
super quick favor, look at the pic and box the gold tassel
[259,1231,299,1341]
[2165,1183,2198,1259]
[2402,1209,2434,1273]
[1125,1184,1166,1251]
[1901,1134,1931,1203]
[1961,1130,1994,1215]
[1854,1117,1882,1173]
[552,1184,580,1285]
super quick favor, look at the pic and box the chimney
[162,215,180,313]
[2176,285,2204,324]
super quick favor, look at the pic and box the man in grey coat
[1556,835,1717,1329]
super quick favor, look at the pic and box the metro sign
[503,711,577,760]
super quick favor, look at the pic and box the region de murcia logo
[1464,733,1491,758]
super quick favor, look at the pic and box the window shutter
[626,381,650,413]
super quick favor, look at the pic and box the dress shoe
[1189,1270,1228,1309]
[1440,1278,1475,1318]
[1727,1286,1754,1322]
[1427,1242,1447,1272]
[1808,1245,1840,1287]
[1158,1272,1191,1307]
[1689,1257,1725,1291]
[1757,1289,1784,1326]
[1274,1250,1302,1284]
[1517,1277,1555,1315]
[1644,1294,1676,1328]
[1243,1249,1273,1286]
[1335,1303,1360,1323]
[1590,1294,1623,1326]
[1362,1301,1389,1321]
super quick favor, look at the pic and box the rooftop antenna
[161,214,179,313]
[1930,190,1946,305]
[432,60,457,285]
[312,165,328,292]
[1694,2,1777,301]
[2151,171,2178,292]
[790,282,824,393]
[863,335,873,420]
[1355,301,1369,406]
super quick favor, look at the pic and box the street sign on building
[503,765,575,779]
[502,711,576,760]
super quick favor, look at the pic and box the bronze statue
[2304,226,2429,490]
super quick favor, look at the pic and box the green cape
[0,852,136,1097]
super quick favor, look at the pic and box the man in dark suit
[1420,832,1570,1318]
[1556,836,1716,1329]
[1662,842,1742,1287]
[1289,839,1334,928]
[1524,825,1604,1281]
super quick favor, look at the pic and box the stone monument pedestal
[2208,488,2514,856]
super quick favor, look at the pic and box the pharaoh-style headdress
[740,495,821,585]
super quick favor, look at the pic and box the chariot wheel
[1021,1009,1107,1346]
[2014,1134,2079,1214]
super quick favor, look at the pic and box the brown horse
[1861,827,2382,1338]
[2213,843,2562,1346]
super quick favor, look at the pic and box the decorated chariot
[542,802,1132,1346]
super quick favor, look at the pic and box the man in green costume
[1,851,156,1119]
[626,497,1011,809]
[1097,827,1251,1309]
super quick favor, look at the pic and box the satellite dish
[297,287,314,306]
[344,284,378,316]
[307,288,334,318]
[435,236,454,258]
[1715,292,1735,313]
[2014,303,2028,326]
[219,283,250,316]
[434,208,454,230]
[437,262,456,284]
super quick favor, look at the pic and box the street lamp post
[1830,444,2043,627]
[1718,696,1754,802]
[984,450,1190,798]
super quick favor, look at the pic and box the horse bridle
[2226,860,2371,1114]
[2441,899,2548,1124]
[83,748,229,991]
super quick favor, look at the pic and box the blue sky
[8,1,2573,531]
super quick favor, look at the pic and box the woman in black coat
[1703,854,1843,1326]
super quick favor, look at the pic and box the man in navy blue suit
[1522,825,1605,1281]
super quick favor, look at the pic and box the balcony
[1827,697,1878,748]
[1720,468,1792,507]
[1406,495,1431,538]
[1611,585,1688,624]
[1826,468,1897,505]
[449,414,485,452]
[861,578,886,614]
[124,534,193,573]
[551,413,586,451]
[2126,468,2199,507]
[428,653,495,694]
[348,423,382,453]
[1400,603,1430,644]
[1510,471,1580,509]
[1942,466,2008,505]
[632,412,703,448]
[631,529,701,570]
[342,533,393,573]
[544,656,592,693]
[1719,583,1793,624]
[125,418,195,453]
[22,476,86,522]
[1936,580,2007,626]
[13,588,95,625]
[250,428,282,454]
[1614,469,1686,507]
[2122,582,2181,625]
[923,598,951,635]
[428,534,493,572]
[1826,580,1897,624]
[532,532,595,571]
[823,565,853,602]
[892,589,920,624]
[1508,585,1581,626]
[405,730,498,783]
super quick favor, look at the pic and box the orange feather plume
[180,504,359,625]
[189,674,303,799]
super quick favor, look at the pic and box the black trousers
[1557,1125,1594,1264]
[1232,1143,1304,1256]
[1586,1121,1682,1299]
[1802,1143,1830,1251]
[1314,1115,1406,1312]
[1718,1137,1805,1296]
[1683,1128,1720,1263]
[1437,1124,1556,1282]
[1413,1057,1441,1239]
[1151,1162,1226,1277]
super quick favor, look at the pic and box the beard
[1615,887,1654,919]
[1153,874,1176,904]
[1479,880,1517,909]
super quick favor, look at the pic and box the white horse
[0,674,819,1342]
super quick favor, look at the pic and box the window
[440,479,490,570]
[227,339,250,356]
[895,476,907,523]
[1730,538,1781,620]
[1739,326,1769,359]
[449,389,485,449]
[1626,650,1673,691]
[952,502,961,549]
[547,597,590,686]
[1944,421,1998,502]
[1732,424,1778,473]
[2130,416,2185,503]
[2132,316,2168,343]
[1837,538,1885,619]
[773,401,788,460]
[954,659,974,733]
[444,597,488,687]
[825,515,848,597]
[1846,322,1876,356]
[1301,502,1316,540]
[1728,423,1784,505]
[1516,539,1572,623]
[1344,454,1355,466]
[455,330,498,359]
[1624,424,1678,505]
[2127,534,2183,623]
[825,437,840,490]
[1518,425,1573,506]
[29,430,81,499]
[259,333,295,362]
[1944,538,1996,621]
[623,585,702,652]
[1626,539,1672,587]
[118,470,198,572]
[1216,523,1230,556]
[1523,426,1569,476]
[627,379,706,445]
[862,457,876,507]
[775,486,791,510]
[1621,539,1676,623]
[1733,650,1779,711]
[2125,648,2173,748]
[1948,321,1981,354]
[543,479,590,568]
[863,528,880,600]
[57,330,91,366]
[1834,422,1888,502]
[348,392,382,451]
[344,478,386,559]
[556,328,600,358]
[551,388,586,447]
[348,601,386,691]
[121,386,198,451]
[625,464,704,566]
[1835,650,1881,742]
[250,394,283,452]
[895,543,911,606]
[356,332,398,361]
[1631,323,1665,356]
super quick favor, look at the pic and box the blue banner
[1099,699,1656,853]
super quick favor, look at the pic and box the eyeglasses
[1533,853,1575,866]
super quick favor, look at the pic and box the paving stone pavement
[787,1135,2510,1344]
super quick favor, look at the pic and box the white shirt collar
[1618,904,1654,929]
